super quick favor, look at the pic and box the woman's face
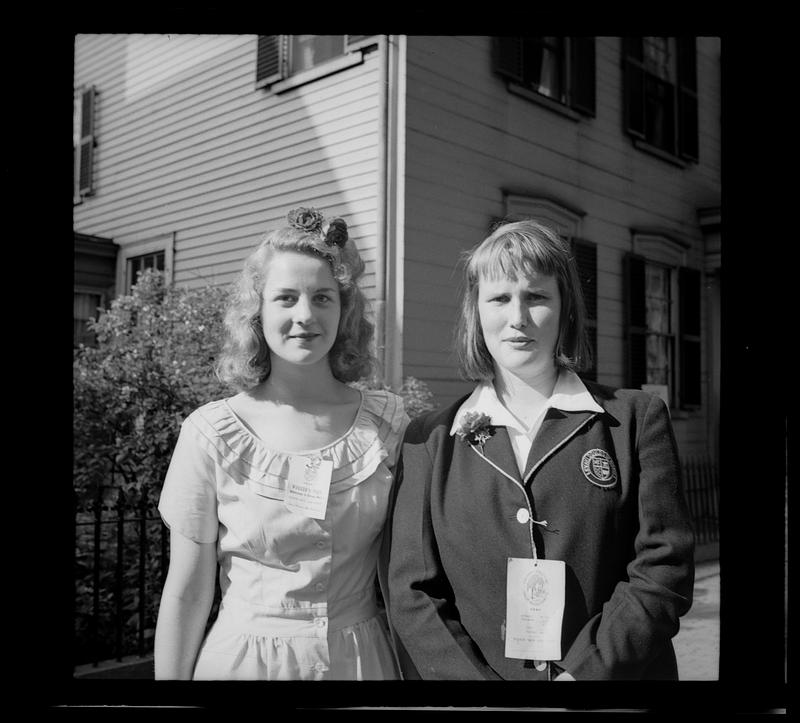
[477,270,561,382]
[260,250,341,370]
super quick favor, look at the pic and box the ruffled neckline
[186,389,406,492]
[222,390,366,456]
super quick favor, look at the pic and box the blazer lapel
[476,425,523,484]
[522,408,597,483]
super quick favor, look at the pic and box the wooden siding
[73,34,383,294]
[402,36,721,456]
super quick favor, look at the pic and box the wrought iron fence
[682,455,720,546]
[74,481,168,668]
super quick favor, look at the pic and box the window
[625,234,701,408]
[127,250,165,291]
[493,37,596,117]
[622,37,698,162]
[502,195,597,379]
[74,290,104,347]
[116,233,174,294]
[255,35,377,91]
[74,86,96,202]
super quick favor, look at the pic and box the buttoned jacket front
[384,380,695,681]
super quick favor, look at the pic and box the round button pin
[516,508,530,524]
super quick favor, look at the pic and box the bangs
[468,230,561,285]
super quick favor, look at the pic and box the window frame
[622,36,699,165]
[493,36,596,120]
[255,35,378,93]
[116,232,174,295]
[625,231,701,411]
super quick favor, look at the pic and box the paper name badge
[285,456,333,520]
[505,557,565,661]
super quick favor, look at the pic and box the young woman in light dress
[154,208,408,680]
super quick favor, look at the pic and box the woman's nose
[509,299,528,329]
[293,297,314,324]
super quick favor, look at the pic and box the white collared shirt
[450,369,604,477]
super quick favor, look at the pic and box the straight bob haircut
[455,218,592,382]
[215,214,374,390]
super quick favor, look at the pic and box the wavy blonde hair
[215,217,374,390]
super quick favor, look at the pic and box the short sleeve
[157,416,219,544]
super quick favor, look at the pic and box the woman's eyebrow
[269,286,338,294]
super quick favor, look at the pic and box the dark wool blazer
[381,380,695,680]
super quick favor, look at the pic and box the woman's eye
[490,294,509,303]
[314,294,332,304]
[276,295,296,304]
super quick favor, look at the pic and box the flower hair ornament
[287,207,349,249]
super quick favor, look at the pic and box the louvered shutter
[569,37,596,117]
[493,37,524,83]
[256,35,284,87]
[677,37,699,162]
[679,266,702,406]
[78,87,95,195]
[572,238,598,379]
[622,37,646,139]
[624,253,648,388]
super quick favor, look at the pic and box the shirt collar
[449,369,603,436]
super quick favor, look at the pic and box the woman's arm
[387,423,503,680]
[154,529,217,680]
[559,393,695,679]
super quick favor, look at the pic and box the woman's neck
[256,357,347,406]
[492,364,559,423]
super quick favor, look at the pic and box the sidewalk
[673,558,720,680]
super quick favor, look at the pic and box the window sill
[507,82,582,122]
[270,53,364,95]
[631,138,688,169]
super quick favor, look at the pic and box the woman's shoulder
[183,398,232,430]
[403,395,470,445]
[583,379,668,417]
[359,387,407,434]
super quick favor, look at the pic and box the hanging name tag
[285,456,333,520]
[505,557,565,661]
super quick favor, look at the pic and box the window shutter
[572,238,598,379]
[676,37,699,162]
[679,266,702,406]
[622,37,645,139]
[569,37,596,117]
[78,87,95,195]
[346,35,377,51]
[493,37,524,83]
[572,239,597,321]
[624,253,647,388]
[256,35,284,87]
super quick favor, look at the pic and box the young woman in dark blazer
[384,219,695,680]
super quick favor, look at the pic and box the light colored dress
[158,389,408,680]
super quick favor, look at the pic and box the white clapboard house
[74,35,721,464]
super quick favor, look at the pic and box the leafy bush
[73,269,230,503]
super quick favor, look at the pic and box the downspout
[374,35,390,385]
[375,34,404,390]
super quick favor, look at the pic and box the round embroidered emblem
[523,568,549,606]
[580,448,618,488]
